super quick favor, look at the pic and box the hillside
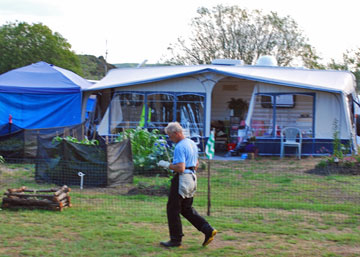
[78,55,169,80]
[77,55,116,80]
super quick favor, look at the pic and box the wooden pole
[207,159,211,216]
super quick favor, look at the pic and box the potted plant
[227,98,249,119]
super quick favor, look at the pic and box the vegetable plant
[52,136,99,145]
[116,127,174,171]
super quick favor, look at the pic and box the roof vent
[255,56,278,66]
[211,59,244,66]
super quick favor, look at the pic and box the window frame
[110,91,206,136]
[253,92,316,138]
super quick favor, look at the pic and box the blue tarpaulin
[0,61,91,130]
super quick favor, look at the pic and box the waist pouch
[178,173,197,198]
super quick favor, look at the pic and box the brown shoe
[160,240,182,248]
[202,229,217,246]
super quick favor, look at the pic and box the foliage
[164,5,321,68]
[116,128,174,171]
[315,119,360,171]
[248,136,256,143]
[52,136,99,145]
[227,97,248,110]
[0,21,82,75]
[227,97,248,118]
[316,159,328,169]
[0,155,4,164]
[327,48,360,91]
[331,119,344,160]
[77,54,116,80]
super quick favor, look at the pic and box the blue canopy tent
[0,61,91,131]
[0,62,92,160]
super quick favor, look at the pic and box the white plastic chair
[280,127,302,159]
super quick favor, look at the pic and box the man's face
[167,131,179,143]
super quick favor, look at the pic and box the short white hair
[164,122,183,134]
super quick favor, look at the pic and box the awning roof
[85,64,357,95]
[0,61,92,94]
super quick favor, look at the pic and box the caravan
[83,60,359,157]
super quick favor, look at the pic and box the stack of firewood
[1,185,71,211]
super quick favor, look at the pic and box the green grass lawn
[1,157,360,256]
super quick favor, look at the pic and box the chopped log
[2,198,63,209]
[2,185,71,211]
[23,188,57,193]
[8,194,20,199]
[59,198,70,208]
[55,187,64,196]
[8,186,26,193]
[2,197,55,207]
[21,186,70,194]
[4,192,58,200]
[2,204,61,211]
[55,192,68,202]
[54,186,70,196]
[66,196,72,207]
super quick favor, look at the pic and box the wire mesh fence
[1,157,359,223]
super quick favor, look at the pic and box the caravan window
[176,94,205,137]
[106,92,205,136]
[261,95,296,108]
[251,93,314,138]
[147,94,174,129]
[110,93,145,132]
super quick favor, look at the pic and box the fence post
[207,160,211,216]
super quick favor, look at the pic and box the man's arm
[169,162,185,173]
[194,160,199,171]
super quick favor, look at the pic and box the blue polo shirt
[172,138,198,174]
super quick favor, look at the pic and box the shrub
[116,128,174,171]
[52,136,99,145]
[316,159,328,169]
[332,119,344,159]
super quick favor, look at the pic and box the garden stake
[78,172,86,190]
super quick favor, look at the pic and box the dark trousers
[167,174,212,242]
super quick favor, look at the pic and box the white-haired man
[158,122,217,247]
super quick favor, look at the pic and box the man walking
[158,122,217,247]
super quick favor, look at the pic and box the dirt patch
[307,163,360,176]
[127,184,169,196]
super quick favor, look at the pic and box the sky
[0,0,360,65]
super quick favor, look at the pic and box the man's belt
[185,167,195,171]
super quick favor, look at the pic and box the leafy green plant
[316,159,328,169]
[0,155,5,164]
[52,136,99,145]
[315,119,360,170]
[115,127,174,171]
[227,97,249,118]
[332,119,344,160]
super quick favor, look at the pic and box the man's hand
[158,160,170,169]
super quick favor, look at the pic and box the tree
[0,21,82,75]
[164,5,321,68]
[327,49,360,91]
